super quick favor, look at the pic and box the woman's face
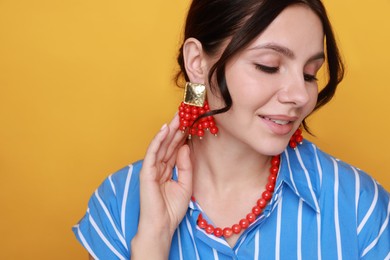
[207,4,325,155]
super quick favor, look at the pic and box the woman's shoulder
[296,139,388,203]
[106,160,144,194]
[72,160,146,259]
[290,139,372,183]
[290,140,390,258]
[284,139,389,201]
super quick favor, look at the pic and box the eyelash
[255,64,318,82]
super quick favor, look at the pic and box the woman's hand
[131,114,193,259]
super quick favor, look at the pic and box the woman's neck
[188,134,272,196]
[188,134,277,248]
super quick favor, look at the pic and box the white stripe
[88,210,127,260]
[108,175,116,196]
[332,159,342,260]
[213,248,219,260]
[357,178,378,234]
[75,224,99,260]
[384,251,390,260]
[312,144,323,187]
[284,150,300,195]
[351,167,360,224]
[296,149,320,212]
[316,212,322,260]
[177,227,183,260]
[94,190,128,249]
[121,165,133,237]
[275,196,283,260]
[361,200,390,257]
[185,216,200,260]
[254,230,260,260]
[297,199,303,260]
[235,233,247,254]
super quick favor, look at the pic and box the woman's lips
[259,115,296,135]
[262,116,290,125]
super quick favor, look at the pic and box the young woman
[73,0,390,259]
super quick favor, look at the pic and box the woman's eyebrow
[248,43,295,58]
[248,43,325,62]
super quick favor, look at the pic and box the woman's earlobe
[183,38,207,83]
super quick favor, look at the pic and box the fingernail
[160,124,167,131]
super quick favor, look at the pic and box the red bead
[252,206,261,216]
[209,120,215,127]
[295,135,303,143]
[191,107,198,114]
[223,227,233,238]
[239,218,249,229]
[205,225,214,234]
[185,107,191,113]
[262,190,272,201]
[268,174,277,184]
[179,125,186,132]
[289,140,297,149]
[232,224,242,234]
[197,129,205,137]
[257,198,267,209]
[246,213,256,223]
[184,113,191,120]
[204,103,209,110]
[294,128,302,136]
[179,111,185,118]
[182,120,189,127]
[190,128,197,135]
[271,156,280,166]
[198,219,207,229]
[266,183,275,192]
[199,108,205,115]
[270,165,279,175]
[202,121,210,129]
[210,126,218,135]
[214,228,223,237]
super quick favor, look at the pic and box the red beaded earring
[178,82,219,139]
[289,128,303,149]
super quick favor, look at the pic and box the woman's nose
[277,73,311,107]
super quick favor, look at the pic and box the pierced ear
[183,38,207,83]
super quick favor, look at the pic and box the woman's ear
[183,38,208,83]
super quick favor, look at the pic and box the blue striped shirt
[73,140,390,259]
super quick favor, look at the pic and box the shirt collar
[275,146,321,213]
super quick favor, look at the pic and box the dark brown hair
[176,0,344,131]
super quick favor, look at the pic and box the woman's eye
[304,73,318,82]
[255,64,279,74]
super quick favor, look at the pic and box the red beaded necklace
[194,154,281,238]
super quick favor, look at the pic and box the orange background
[0,0,389,259]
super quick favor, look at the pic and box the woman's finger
[176,144,193,193]
[142,124,169,170]
[155,113,181,162]
[162,125,187,164]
